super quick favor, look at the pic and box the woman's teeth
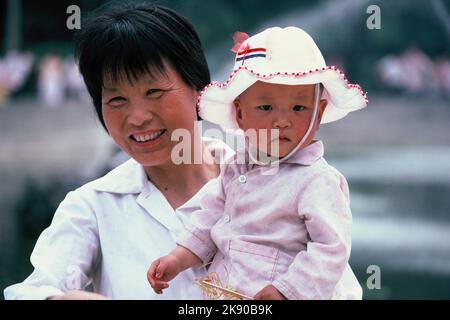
[133,130,165,142]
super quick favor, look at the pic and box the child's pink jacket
[177,140,362,299]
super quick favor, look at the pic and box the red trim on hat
[196,65,369,116]
[237,47,267,55]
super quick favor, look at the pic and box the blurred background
[1,0,449,299]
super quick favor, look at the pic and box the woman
[4,2,232,300]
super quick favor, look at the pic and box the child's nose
[273,118,291,129]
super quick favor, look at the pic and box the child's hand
[147,255,182,294]
[254,285,287,300]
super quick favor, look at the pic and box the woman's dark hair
[74,2,210,130]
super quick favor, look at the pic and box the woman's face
[101,62,199,167]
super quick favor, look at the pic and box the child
[147,27,368,300]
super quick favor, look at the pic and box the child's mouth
[279,136,291,142]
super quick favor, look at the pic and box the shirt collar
[90,137,234,194]
[89,158,147,194]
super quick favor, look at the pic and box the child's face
[234,81,327,158]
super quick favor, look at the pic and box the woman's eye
[107,97,127,107]
[257,105,272,111]
[293,105,306,111]
[147,89,164,98]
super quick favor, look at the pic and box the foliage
[14,177,78,238]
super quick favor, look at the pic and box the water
[327,149,450,299]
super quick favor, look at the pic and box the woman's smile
[129,128,168,148]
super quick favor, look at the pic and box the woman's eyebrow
[144,78,161,85]
[103,86,118,93]
[103,78,158,93]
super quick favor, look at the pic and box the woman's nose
[127,102,154,127]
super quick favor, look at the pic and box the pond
[329,147,450,299]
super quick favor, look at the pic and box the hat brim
[199,66,368,130]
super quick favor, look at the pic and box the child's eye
[257,105,272,111]
[293,105,306,111]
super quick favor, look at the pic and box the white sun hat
[198,26,368,130]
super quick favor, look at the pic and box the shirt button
[238,175,247,183]
[223,215,230,223]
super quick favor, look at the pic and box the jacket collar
[282,140,324,166]
[242,139,324,169]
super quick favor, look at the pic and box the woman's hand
[48,290,109,300]
[254,285,287,300]
[147,254,182,294]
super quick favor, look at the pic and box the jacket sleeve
[176,166,229,264]
[3,188,100,300]
[272,172,353,300]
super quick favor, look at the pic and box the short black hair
[74,2,210,130]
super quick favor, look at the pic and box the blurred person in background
[401,45,436,95]
[0,50,34,106]
[377,46,439,96]
[377,54,405,93]
[38,53,65,108]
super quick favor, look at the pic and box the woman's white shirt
[4,137,233,300]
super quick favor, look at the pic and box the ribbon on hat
[230,32,250,53]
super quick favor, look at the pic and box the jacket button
[223,215,230,222]
[238,175,247,183]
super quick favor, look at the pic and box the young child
[147,27,368,300]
